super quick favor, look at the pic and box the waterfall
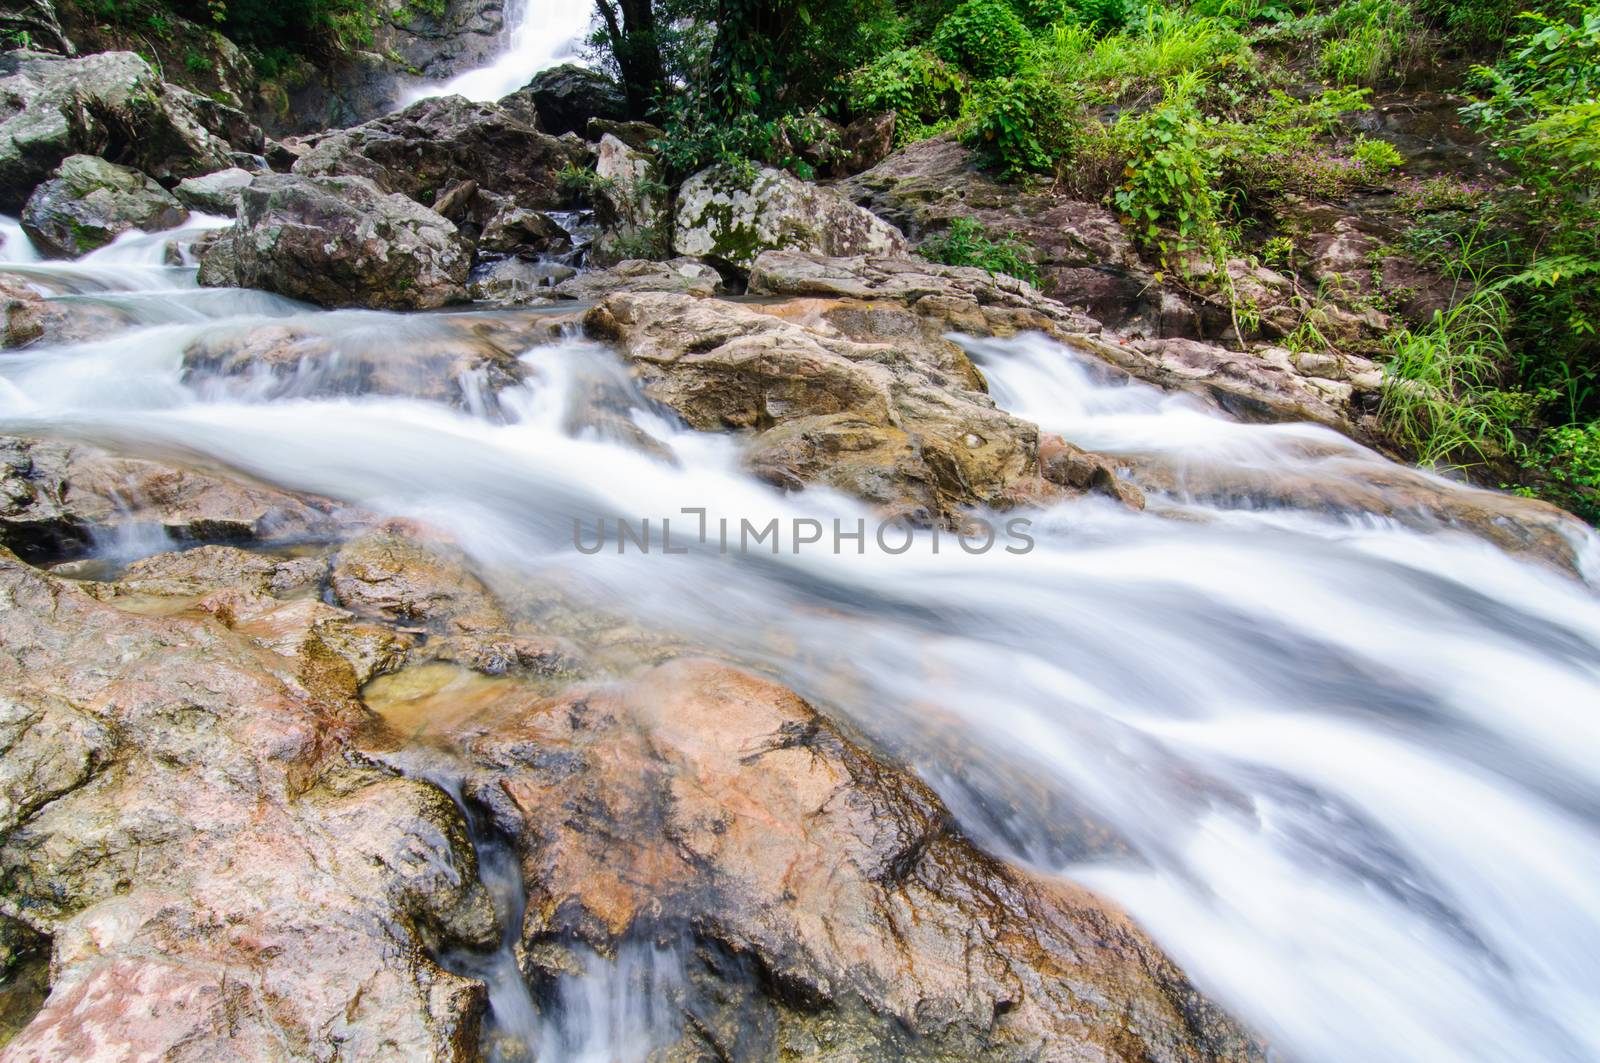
[412,0,597,104]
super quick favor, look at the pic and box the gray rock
[172,166,255,215]
[21,155,187,257]
[515,63,626,136]
[841,111,897,174]
[477,205,571,256]
[585,117,663,152]
[165,83,265,153]
[673,164,907,272]
[198,174,470,310]
[0,50,233,211]
[589,133,668,267]
[291,93,584,210]
[552,257,725,301]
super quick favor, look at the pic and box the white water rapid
[4,221,1600,1063]
[413,0,596,104]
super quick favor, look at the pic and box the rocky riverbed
[2,30,1600,1063]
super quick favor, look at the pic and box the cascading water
[410,0,596,104]
[4,218,1600,1063]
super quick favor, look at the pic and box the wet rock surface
[292,94,586,210]
[449,657,1265,1062]
[20,154,187,257]
[0,546,498,1061]
[585,289,1050,520]
[197,174,471,310]
[0,435,348,560]
[178,309,553,406]
[0,50,233,211]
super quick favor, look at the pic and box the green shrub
[962,69,1076,176]
[1014,0,1133,30]
[1318,0,1414,85]
[1377,231,1531,467]
[919,216,1041,284]
[1112,76,1222,263]
[1352,134,1404,173]
[1536,421,1600,521]
[847,48,966,141]
[932,0,1033,78]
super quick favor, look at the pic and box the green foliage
[1351,134,1404,173]
[1318,0,1415,85]
[1206,87,1375,199]
[918,215,1041,283]
[1536,422,1600,521]
[1033,7,1249,99]
[1016,0,1135,30]
[1456,3,1600,443]
[931,0,1032,77]
[962,68,1076,175]
[847,47,965,141]
[649,0,906,176]
[81,0,398,60]
[1112,76,1222,263]
[1378,231,1531,467]
[556,162,617,205]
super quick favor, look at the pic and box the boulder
[172,166,254,215]
[589,133,668,267]
[291,94,585,209]
[0,274,124,348]
[330,524,577,676]
[0,435,347,561]
[842,135,1155,327]
[179,310,549,406]
[0,548,499,1060]
[450,657,1266,1062]
[20,154,187,257]
[552,257,725,301]
[673,164,908,272]
[585,116,663,151]
[166,83,265,154]
[198,174,470,310]
[0,50,233,211]
[840,110,896,173]
[477,204,571,257]
[514,63,626,136]
[584,289,1049,520]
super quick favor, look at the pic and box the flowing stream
[4,224,1600,1063]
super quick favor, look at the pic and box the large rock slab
[0,435,348,560]
[674,164,908,272]
[0,547,499,1061]
[197,174,470,310]
[0,50,233,211]
[291,94,584,210]
[20,154,187,257]
[450,657,1265,1062]
[584,289,1052,520]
